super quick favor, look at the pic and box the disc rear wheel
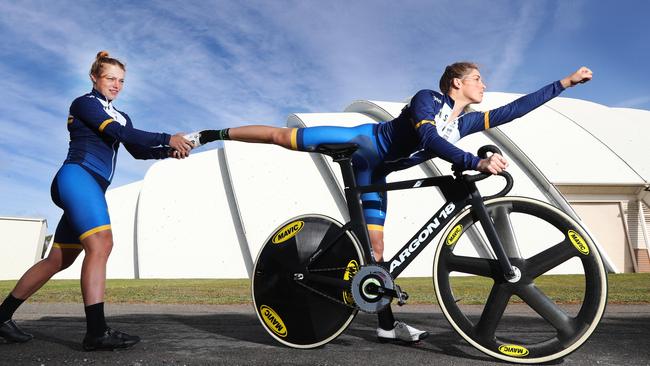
[252,215,364,348]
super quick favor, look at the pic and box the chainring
[350,264,394,313]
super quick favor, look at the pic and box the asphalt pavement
[1,302,649,365]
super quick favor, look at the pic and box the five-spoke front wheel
[433,197,607,363]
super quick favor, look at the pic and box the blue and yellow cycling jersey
[65,89,172,182]
[51,89,173,246]
[377,80,565,172]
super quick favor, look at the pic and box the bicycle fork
[468,188,518,281]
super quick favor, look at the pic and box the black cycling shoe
[82,327,140,351]
[0,319,33,343]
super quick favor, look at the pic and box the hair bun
[96,50,110,59]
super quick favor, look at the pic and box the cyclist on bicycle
[194,62,592,343]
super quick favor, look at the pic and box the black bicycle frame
[333,154,470,277]
[356,177,469,278]
[309,145,515,282]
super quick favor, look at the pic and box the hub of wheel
[506,266,522,283]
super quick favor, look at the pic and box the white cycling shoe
[183,131,202,148]
[377,321,429,343]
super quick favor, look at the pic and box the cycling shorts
[292,124,387,230]
[50,163,111,249]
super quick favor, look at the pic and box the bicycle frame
[356,175,468,278]
[312,146,516,282]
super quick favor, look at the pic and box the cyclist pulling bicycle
[193,62,593,343]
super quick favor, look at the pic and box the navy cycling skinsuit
[290,81,565,231]
[51,89,172,250]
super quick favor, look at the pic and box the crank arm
[365,284,409,305]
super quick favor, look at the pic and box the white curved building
[5,92,648,280]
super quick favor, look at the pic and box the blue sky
[1,0,649,232]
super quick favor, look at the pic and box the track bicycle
[251,143,607,363]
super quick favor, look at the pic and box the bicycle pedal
[397,293,409,306]
[395,285,409,306]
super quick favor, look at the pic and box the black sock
[378,306,396,330]
[84,302,108,336]
[199,128,230,144]
[0,294,25,323]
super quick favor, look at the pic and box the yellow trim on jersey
[67,115,74,124]
[98,118,114,132]
[79,224,111,241]
[415,119,435,129]
[290,128,298,150]
[367,224,384,232]
[52,243,83,250]
[484,111,490,130]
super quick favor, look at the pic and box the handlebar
[453,145,513,199]
[477,145,501,159]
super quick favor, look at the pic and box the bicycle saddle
[315,143,359,160]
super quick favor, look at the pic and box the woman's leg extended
[202,123,377,155]
[228,126,294,149]
[0,238,81,342]
[10,213,83,301]
[1,242,80,332]
[10,246,82,300]
[228,123,377,151]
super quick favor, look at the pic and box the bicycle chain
[308,266,348,272]
[295,266,360,311]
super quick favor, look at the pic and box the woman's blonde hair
[89,50,126,79]
[439,61,479,94]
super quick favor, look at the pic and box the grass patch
[0,273,647,305]
[0,279,251,305]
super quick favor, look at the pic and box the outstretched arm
[462,66,594,137]
[70,97,194,157]
[470,66,592,174]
